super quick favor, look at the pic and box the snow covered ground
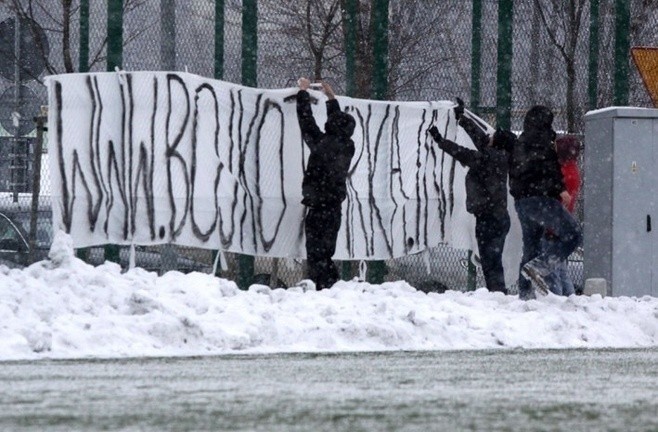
[1,231,656,361]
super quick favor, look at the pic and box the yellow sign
[631,47,658,107]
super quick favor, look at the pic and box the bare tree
[387,1,469,101]
[533,0,587,132]
[303,0,341,80]
[259,0,344,89]
[628,0,658,106]
[591,0,658,109]
[4,0,153,81]
[337,0,467,100]
[261,0,463,101]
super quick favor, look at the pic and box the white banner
[47,71,519,263]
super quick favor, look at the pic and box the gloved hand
[428,126,442,143]
[321,81,336,100]
[493,127,517,152]
[454,97,465,120]
[297,77,311,91]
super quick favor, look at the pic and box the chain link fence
[2,0,656,292]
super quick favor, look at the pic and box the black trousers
[305,204,342,289]
[475,212,511,294]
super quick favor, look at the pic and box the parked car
[0,200,212,274]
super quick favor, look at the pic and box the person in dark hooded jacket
[296,77,356,290]
[509,105,581,299]
[429,98,516,294]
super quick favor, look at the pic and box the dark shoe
[489,287,508,295]
[518,290,536,301]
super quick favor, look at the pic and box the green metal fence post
[341,0,358,281]
[158,0,178,274]
[496,0,513,130]
[466,0,484,290]
[214,0,225,80]
[467,251,477,291]
[238,0,257,289]
[367,0,389,285]
[79,0,89,72]
[211,0,225,276]
[105,0,123,265]
[107,0,123,72]
[76,0,90,262]
[30,115,46,265]
[344,0,357,98]
[470,0,482,116]
[371,0,389,101]
[614,0,630,106]
[160,0,176,70]
[588,0,600,110]
[241,0,258,88]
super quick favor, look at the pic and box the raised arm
[458,116,491,152]
[296,77,323,149]
[322,81,342,118]
[428,126,482,168]
[453,97,490,151]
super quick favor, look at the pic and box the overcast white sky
[0,231,656,362]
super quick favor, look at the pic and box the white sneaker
[521,257,551,295]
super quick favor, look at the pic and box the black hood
[523,105,554,132]
[325,112,356,138]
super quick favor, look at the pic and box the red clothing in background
[560,160,580,214]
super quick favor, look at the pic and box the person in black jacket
[429,98,516,294]
[509,105,581,299]
[296,77,356,290]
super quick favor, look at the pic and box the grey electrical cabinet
[584,107,658,297]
